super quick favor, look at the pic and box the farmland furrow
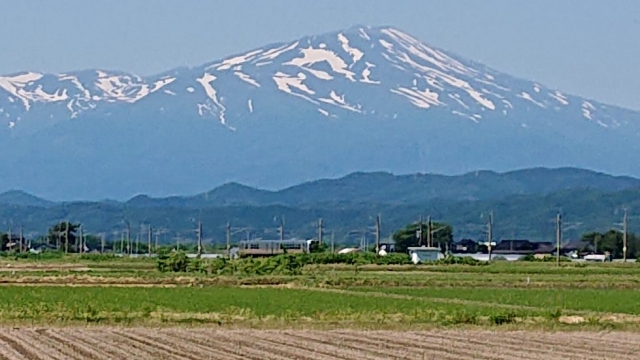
[412,330,621,360]
[108,329,198,360]
[36,329,107,360]
[493,331,638,360]
[214,331,300,360]
[66,328,142,359]
[364,331,496,360]
[326,330,423,359]
[131,328,233,360]
[18,329,81,360]
[255,330,355,360]
[178,330,254,360]
[0,333,28,360]
[0,330,44,360]
[400,331,559,360]
[222,331,326,360]
[535,333,639,360]
[169,330,246,360]
[283,330,407,360]
[570,332,640,348]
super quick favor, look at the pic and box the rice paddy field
[1,256,640,359]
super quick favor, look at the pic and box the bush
[435,255,487,266]
[489,311,517,325]
[520,254,571,263]
[157,252,189,272]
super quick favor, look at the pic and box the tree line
[1,220,639,259]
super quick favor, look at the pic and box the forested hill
[0,168,638,243]
[126,167,638,208]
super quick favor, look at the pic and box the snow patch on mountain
[234,72,260,87]
[196,73,227,125]
[0,25,634,135]
[285,47,356,81]
[337,33,364,65]
[214,49,264,71]
[549,91,569,105]
[518,92,545,108]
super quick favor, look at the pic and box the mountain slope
[6,167,639,208]
[1,25,639,200]
[0,190,53,208]
[150,167,640,207]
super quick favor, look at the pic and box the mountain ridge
[1,25,639,200]
[2,167,638,208]
[1,185,638,243]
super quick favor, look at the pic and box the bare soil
[0,327,637,359]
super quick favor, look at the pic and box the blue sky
[1,0,639,109]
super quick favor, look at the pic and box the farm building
[407,246,443,264]
[237,239,313,257]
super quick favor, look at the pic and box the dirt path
[0,328,638,359]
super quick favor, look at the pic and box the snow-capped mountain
[1,26,638,200]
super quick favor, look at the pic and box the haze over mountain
[1,26,639,200]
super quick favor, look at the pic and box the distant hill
[0,190,54,208]
[124,167,640,208]
[1,169,639,243]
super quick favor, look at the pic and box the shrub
[435,255,487,266]
[520,254,571,263]
[489,312,517,325]
[157,251,189,272]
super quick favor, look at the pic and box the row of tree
[2,220,640,259]
[391,221,640,259]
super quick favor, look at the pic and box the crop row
[0,328,638,360]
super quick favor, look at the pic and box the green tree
[0,233,8,252]
[581,230,639,259]
[393,221,453,253]
[47,222,80,252]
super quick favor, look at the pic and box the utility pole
[375,214,381,254]
[226,222,231,255]
[331,231,335,254]
[80,225,85,253]
[279,217,285,241]
[155,229,160,253]
[7,225,11,253]
[148,225,152,256]
[19,226,23,253]
[64,221,69,254]
[556,213,562,267]
[126,222,131,255]
[318,218,324,245]
[196,221,203,256]
[427,216,433,248]
[100,234,105,254]
[487,212,494,262]
[623,209,628,263]
[120,232,125,254]
[418,215,423,246]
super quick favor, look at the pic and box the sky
[1,0,639,109]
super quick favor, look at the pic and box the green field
[1,255,640,329]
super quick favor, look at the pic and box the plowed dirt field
[0,328,637,359]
